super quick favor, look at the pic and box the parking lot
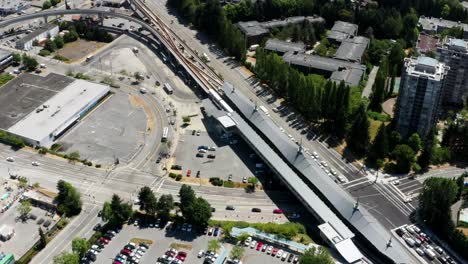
[0,181,57,257]
[89,220,306,264]
[393,224,459,264]
[58,91,147,165]
[93,223,223,264]
[174,123,257,182]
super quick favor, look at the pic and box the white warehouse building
[16,24,59,50]
[0,73,110,147]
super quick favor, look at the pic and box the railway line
[133,0,223,92]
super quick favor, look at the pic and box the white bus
[163,83,173,95]
[161,127,169,142]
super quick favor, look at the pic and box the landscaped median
[208,220,313,244]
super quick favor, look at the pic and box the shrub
[95,164,101,168]
[209,177,223,186]
[39,49,51,56]
[175,174,182,181]
[53,54,69,62]
[169,173,177,179]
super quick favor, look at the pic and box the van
[404,237,415,247]
[39,64,46,68]
[86,55,93,62]
[424,248,436,260]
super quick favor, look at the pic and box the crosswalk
[342,176,417,220]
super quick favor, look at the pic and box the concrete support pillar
[43,16,48,24]
[98,13,104,26]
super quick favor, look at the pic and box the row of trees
[12,53,38,71]
[138,186,174,221]
[419,175,468,260]
[60,21,113,43]
[137,184,212,227]
[168,0,245,59]
[255,48,352,138]
[53,237,88,264]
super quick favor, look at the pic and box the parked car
[186,169,192,177]
[256,242,263,251]
[196,153,204,158]
[207,154,216,159]
[251,208,261,213]
[273,208,283,214]
[226,205,235,210]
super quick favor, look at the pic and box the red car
[99,237,109,244]
[256,242,263,251]
[120,249,131,256]
[165,251,176,257]
[273,209,283,214]
[271,248,279,256]
[186,170,192,177]
[113,261,121,264]
[176,251,187,261]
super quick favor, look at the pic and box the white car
[276,250,283,258]
[197,250,205,258]
[198,149,207,153]
[139,247,147,253]
[321,161,328,167]
[137,249,144,255]
[244,237,252,247]
[250,240,257,249]
[6,157,14,162]
[208,146,216,151]
[242,177,247,183]
[31,161,40,166]
[392,180,400,185]
[266,246,273,254]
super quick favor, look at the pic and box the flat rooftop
[264,38,305,54]
[418,16,468,33]
[334,36,369,62]
[282,52,365,86]
[8,79,110,144]
[17,24,58,46]
[327,21,358,42]
[0,73,74,130]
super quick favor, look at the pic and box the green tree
[388,130,402,152]
[456,175,465,200]
[230,245,245,260]
[441,4,451,18]
[346,103,370,157]
[179,184,196,211]
[207,239,221,252]
[156,194,174,221]
[68,151,80,160]
[12,53,21,65]
[54,36,65,49]
[368,122,388,163]
[21,54,38,71]
[183,197,212,227]
[44,39,57,52]
[53,252,79,264]
[182,116,191,124]
[391,144,416,173]
[419,177,458,237]
[369,69,386,112]
[38,227,47,249]
[17,200,32,220]
[42,0,52,9]
[55,180,82,216]
[138,186,157,215]
[51,0,61,6]
[407,133,422,152]
[102,194,132,228]
[388,43,405,75]
[71,237,88,258]
[299,247,334,264]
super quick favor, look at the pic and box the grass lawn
[0,73,14,87]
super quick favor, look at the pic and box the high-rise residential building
[395,57,449,138]
[437,38,468,108]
